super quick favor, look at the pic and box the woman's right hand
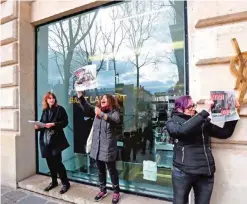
[34,124,40,129]
[77,91,83,98]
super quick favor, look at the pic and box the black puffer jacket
[166,110,238,176]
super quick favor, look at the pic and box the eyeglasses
[186,103,197,110]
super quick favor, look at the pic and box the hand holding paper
[204,99,214,112]
[77,91,83,98]
[45,123,55,128]
[28,120,46,128]
[235,100,240,109]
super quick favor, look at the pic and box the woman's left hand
[45,123,55,128]
[95,107,102,117]
[235,100,240,109]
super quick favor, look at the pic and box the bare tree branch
[75,10,99,47]
[53,24,66,60]
[139,52,151,68]
[49,46,64,81]
[162,50,177,64]
[59,22,69,48]
[68,19,73,43]
[73,16,82,41]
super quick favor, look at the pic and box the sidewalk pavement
[1,186,70,204]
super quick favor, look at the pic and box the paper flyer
[74,64,97,91]
[210,90,239,123]
[28,120,46,128]
[143,160,157,181]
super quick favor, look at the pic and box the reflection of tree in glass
[100,5,127,86]
[48,11,98,133]
[73,17,109,75]
[122,1,159,88]
[48,10,99,95]
[121,1,165,127]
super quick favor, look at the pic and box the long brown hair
[42,92,58,110]
[98,94,119,110]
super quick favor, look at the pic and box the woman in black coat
[77,91,121,204]
[34,92,70,194]
[166,95,239,204]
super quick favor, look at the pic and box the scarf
[96,106,112,118]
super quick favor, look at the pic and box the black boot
[44,182,58,191]
[59,182,70,194]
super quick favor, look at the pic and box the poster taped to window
[74,64,97,91]
[143,160,157,181]
[210,91,239,123]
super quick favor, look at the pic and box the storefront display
[36,0,187,200]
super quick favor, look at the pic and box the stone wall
[188,1,247,204]
[0,0,35,188]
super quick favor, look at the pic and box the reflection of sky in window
[44,0,183,94]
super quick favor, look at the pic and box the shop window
[36,0,187,200]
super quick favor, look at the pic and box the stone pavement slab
[18,195,47,204]
[4,191,27,202]
[1,186,12,195]
[2,196,15,204]
[1,185,70,204]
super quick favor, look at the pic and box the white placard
[28,120,46,128]
[143,160,157,181]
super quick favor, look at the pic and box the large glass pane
[36,0,186,200]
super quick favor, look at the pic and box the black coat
[38,105,70,158]
[78,96,120,162]
[166,110,238,176]
[73,103,93,154]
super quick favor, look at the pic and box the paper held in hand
[210,90,240,123]
[28,120,46,128]
[74,64,97,91]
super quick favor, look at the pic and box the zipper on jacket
[182,147,184,163]
[202,125,212,176]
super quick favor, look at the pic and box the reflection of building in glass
[115,84,152,132]
[150,92,177,169]
[168,1,185,95]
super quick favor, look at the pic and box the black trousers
[96,160,120,193]
[172,167,214,204]
[46,153,69,186]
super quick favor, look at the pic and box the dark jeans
[96,160,120,193]
[172,167,214,204]
[46,153,69,186]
